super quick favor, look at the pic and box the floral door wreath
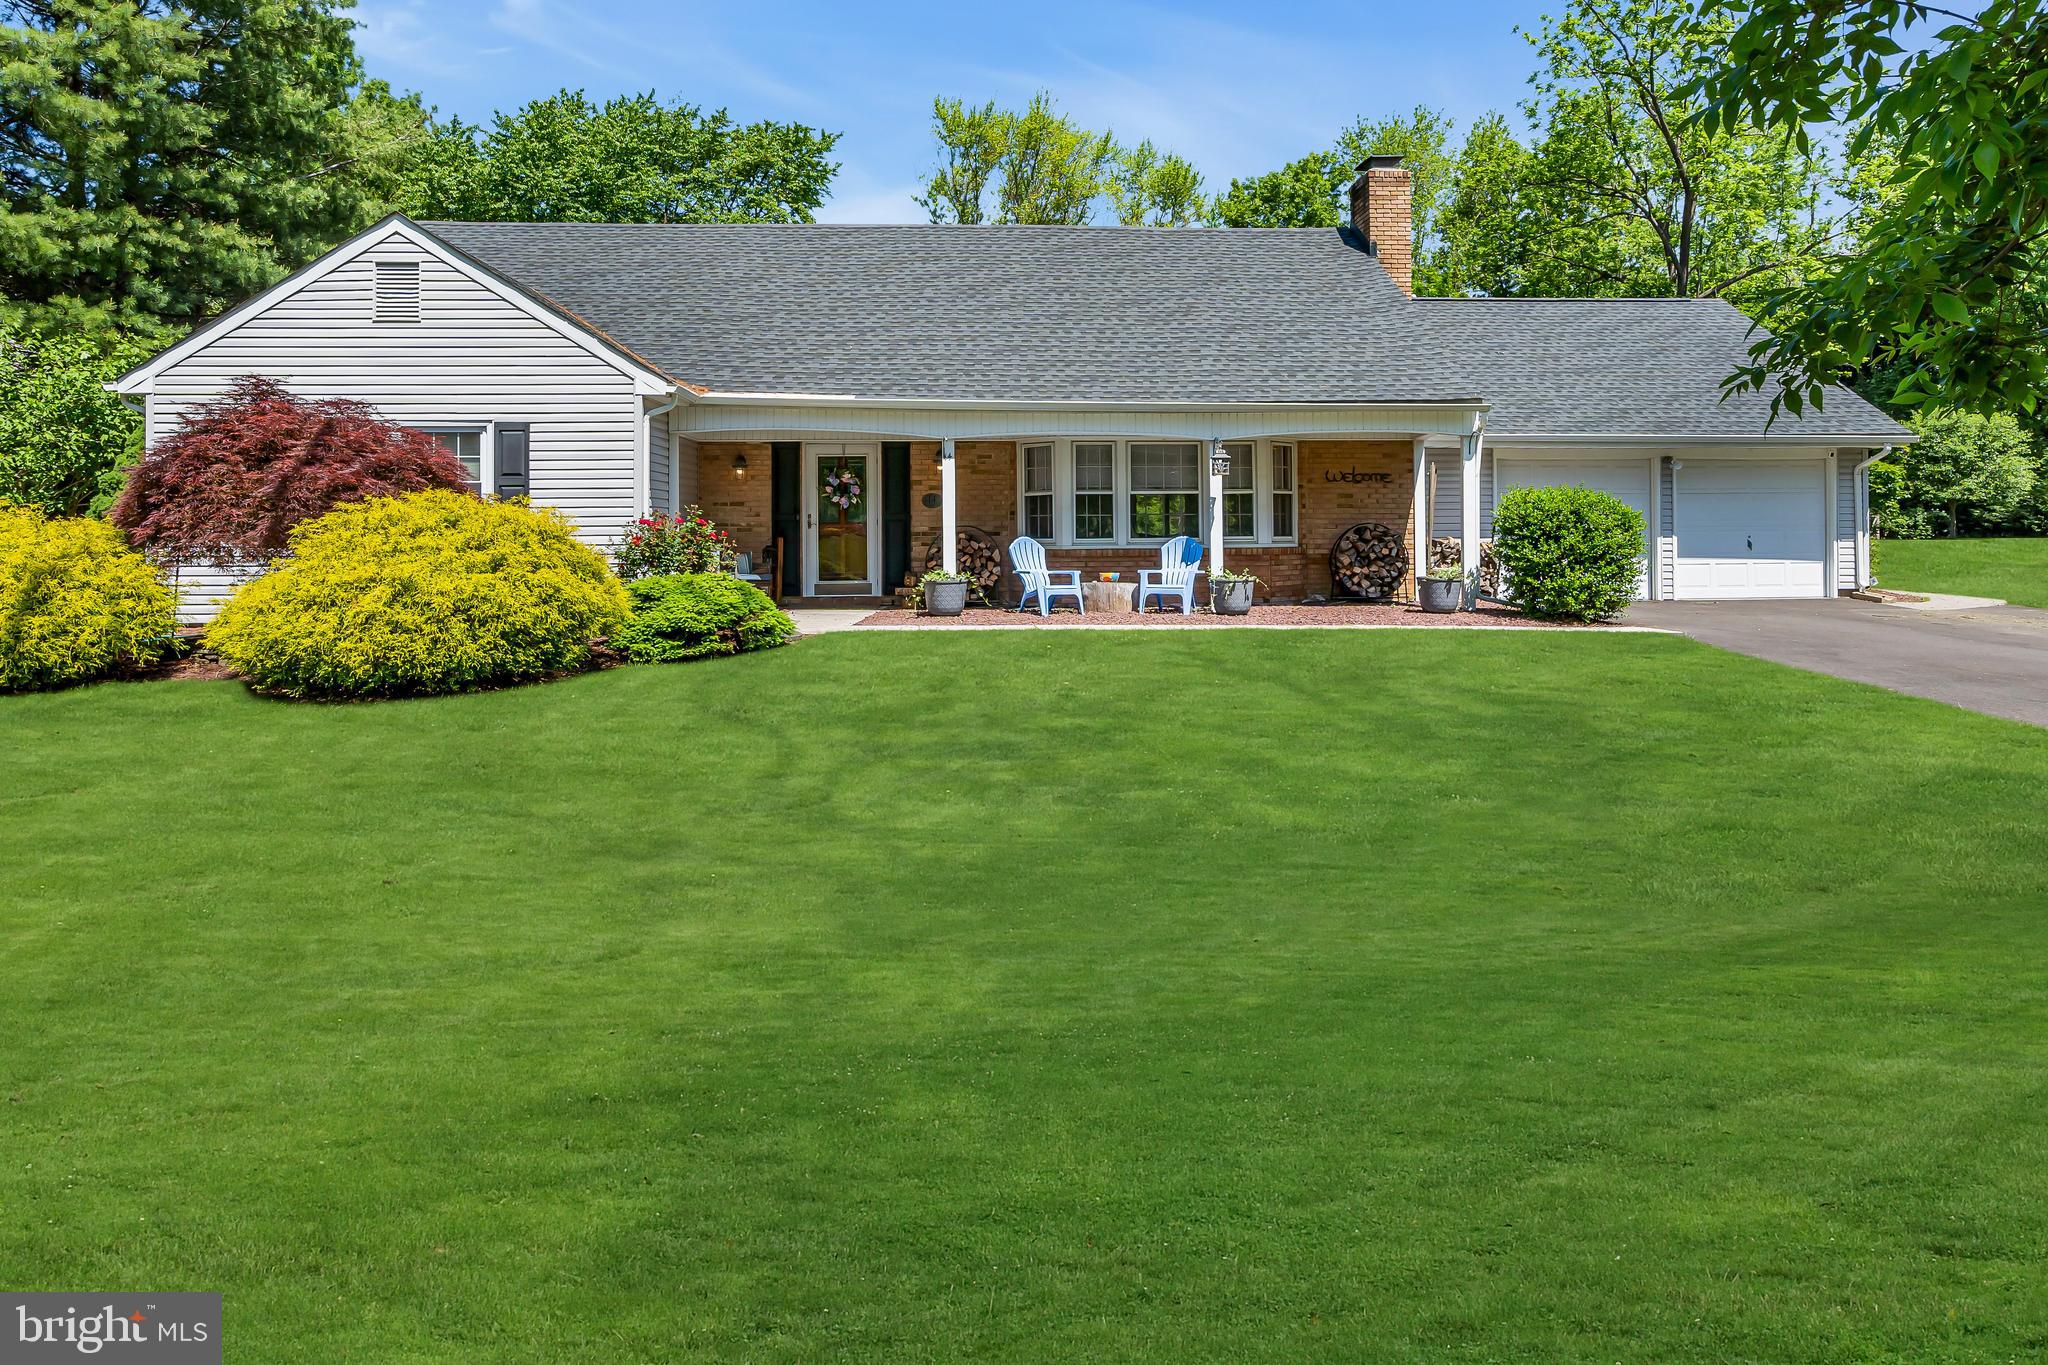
[823,467,863,511]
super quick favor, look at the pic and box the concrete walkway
[784,608,875,636]
[1623,598,2048,728]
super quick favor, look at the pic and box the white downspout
[1851,446,1892,588]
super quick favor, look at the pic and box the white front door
[1496,458,1655,598]
[1675,460,1828,599]
[803,443,880,596]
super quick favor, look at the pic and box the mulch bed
[858,603,1610,629]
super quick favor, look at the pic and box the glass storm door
[806,445,877,595]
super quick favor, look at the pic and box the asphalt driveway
[1624,598,2048,728]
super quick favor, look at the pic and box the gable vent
[373,261,421,324]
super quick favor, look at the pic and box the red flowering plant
[611,505,737,579]
[110,376,472,563]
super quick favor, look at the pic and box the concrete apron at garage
[1624,598,2048,728]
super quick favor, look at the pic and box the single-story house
[113,156,1910,622]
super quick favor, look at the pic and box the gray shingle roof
[423,220,1908,441]
[1410,297,1906,439]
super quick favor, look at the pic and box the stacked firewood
[1478,539,1502,597]
[924,528,1004,594]
[1428,536,1462,572]
[1330,522,1409,599]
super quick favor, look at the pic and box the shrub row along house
[113,157,1909,620]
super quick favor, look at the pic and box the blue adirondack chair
[1008,536,1085,616]
[1137,536,1202,614]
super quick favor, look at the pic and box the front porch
[677,428,1478,608]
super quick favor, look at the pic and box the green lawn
[1875,535,2048,607]
[5,634,2047,1362]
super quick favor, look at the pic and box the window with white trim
[1073,442,1115,542]
[1016,439,1301,548]
[1021,443,1054,539]
[1129,442,1201,541]
[424,429,484,493]
[1271,443,1296,540]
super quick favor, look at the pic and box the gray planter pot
[1418,577,1464,613]
[924,579,970,617]
[1211,579,1256,615]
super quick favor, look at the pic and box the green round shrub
[615,573,796,663]
[209,490,630,698]
[0,502,176,692]
[1491,485,1645,622]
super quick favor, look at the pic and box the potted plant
[913,568,974,617]
[1418,564,1465,613]
[1208,566,1262,616]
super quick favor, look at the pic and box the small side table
[1080,580,1137,614]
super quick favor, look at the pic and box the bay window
[1016,439,1301,547]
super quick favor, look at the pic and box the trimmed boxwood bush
[208,490,630,698]
[0,503,176,692]
[1491,485,1645,622]
[615,573,795,662]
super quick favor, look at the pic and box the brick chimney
[1348,155,1413,296]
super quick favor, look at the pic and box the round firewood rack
[922,525,1004,600]
[1329,521,1410,601]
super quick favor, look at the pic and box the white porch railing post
[1208,440,1228,577]
[1411,436,1428,600]
[939,437,958,575]
[1460,422,1485,610]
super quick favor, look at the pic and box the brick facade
[693,437,1416,603]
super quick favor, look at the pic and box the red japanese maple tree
[111,377,473,561]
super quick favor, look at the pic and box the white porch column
[1412,437,1428,599]
[939,437,958,575]
[1207,440,1228,576]
[1460,423,1485,608]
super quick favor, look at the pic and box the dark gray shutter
[494,425,530,498]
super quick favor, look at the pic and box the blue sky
[352,0,1557,221]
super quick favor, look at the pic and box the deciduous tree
[1693,0,2048,418]
[111,377,471,562]
[389,90,839,224]
[0,334,142,516]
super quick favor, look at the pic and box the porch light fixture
[732,452,748,476]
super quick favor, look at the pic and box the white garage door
[1676,460,1827,599]
[1496,458,1652,597]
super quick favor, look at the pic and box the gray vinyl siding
[146,235,644,558]
[650,407,672,514]
[1657,457,1677,600]
[674,435,701,508]
[1425,448,1460,540]
[1835,458,1861,591]
[163,561,262,626]
[1478,448,1497,539]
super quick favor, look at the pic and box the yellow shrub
[0,503,176,692]
[209,491,630,698]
